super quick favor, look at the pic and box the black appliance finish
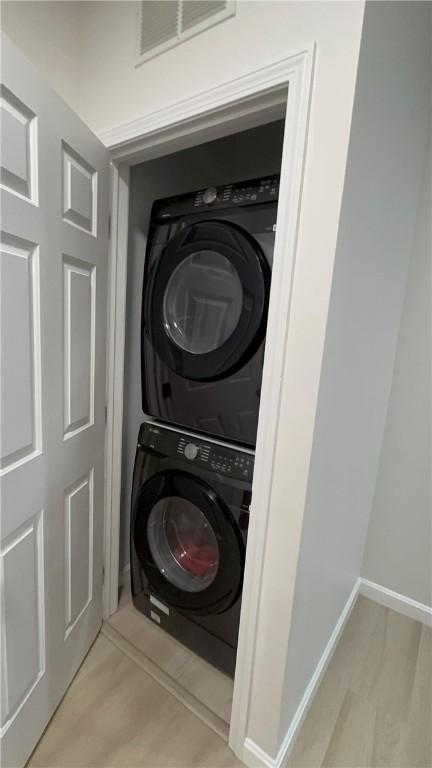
[141,175,279,447]
[130,421,254,677]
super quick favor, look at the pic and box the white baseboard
[242,578,361,768]
[359,578,432,627]
[119,563,131,587]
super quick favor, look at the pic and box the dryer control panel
[152,174,279,220]
[193,176,279,210]
[139,422,254,481]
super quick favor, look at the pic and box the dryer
[141,175,279,447]
[130,421,253,676]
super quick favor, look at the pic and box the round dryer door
[143,220,270,381]
[133,470,245,615]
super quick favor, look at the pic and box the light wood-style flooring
[288,596,431,768]
[28,633,240,768]
[28,595,431,768]
[105,586,233,727]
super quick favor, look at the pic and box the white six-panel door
[0,34,109,767]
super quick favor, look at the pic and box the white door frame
[102,44,315,761]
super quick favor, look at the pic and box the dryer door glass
[144,220,270,381]
[163,250,243,355]
[147,495,219,592]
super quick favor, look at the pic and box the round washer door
[143,220,270,382]
[133,470,244,615]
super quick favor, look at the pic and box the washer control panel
[140,423,254,481]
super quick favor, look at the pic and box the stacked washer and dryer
[130,175,279,676]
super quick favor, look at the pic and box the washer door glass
[163,250,243,355]
[147,495,220,592]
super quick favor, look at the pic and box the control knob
[203,187,218,205]
[184,443,199,460]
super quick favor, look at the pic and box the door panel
[63,255,95,437]
[64,470,94,638]
[0,34,109,767]
[0,233,41,471]
[61,142,97,235]
[1,511,45,729]
[0,84,37,204]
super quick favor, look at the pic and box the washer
[141,175,279,447]
[130,421,253,677]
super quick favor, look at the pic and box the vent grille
[181,1,227,32]
[139,1,179,56]
[137,0,235,65]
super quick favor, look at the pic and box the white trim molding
[359,578,432,627]
[229,44,315,764]
[102,42,316,761]
[98,49,313,159]
[243,579,361,768]
[103,161,130,620]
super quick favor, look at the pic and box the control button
[184,443,198,460]
[203,187,218,205]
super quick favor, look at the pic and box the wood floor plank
[322,689,376,768]
[391,624,432,767]
[349,607,422,723]
[177,655,233,724]
[28,635,241,768]
[370,708,402,767]
[322,688,419,768]
[287,596,383,768]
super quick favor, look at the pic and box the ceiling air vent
[137,0,236,65]
[181,1,227,31]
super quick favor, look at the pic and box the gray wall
[121,120,285,572]
[362,140,431,606]
[0,2,83,114]
[279,0,431,744]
